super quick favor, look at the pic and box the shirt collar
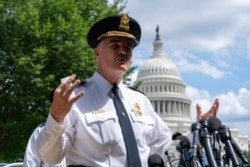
[91,71,125,99]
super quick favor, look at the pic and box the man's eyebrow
[110,39,120,43]
[109,38,133,47]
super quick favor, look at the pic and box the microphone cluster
[167,117,249,167]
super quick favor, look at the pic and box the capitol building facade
[134,27,249,152]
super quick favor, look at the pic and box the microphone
[148,154,164,167]
[176,135,192,167]
[199,119,217,167]
[172,132,182,140]
[190,122,201,159]
[218,125,240,167]
[190,122,204,167]
[208,117,222,167]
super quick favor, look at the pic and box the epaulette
[128,86,147,96]
[38,123,45,127]
[78,80,88,87]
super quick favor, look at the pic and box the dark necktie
[111,85,141,167]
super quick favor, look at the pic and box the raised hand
[196,98,219,122]
[50,74,84,123]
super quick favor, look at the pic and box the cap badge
[119,13,129,31]
[134,102,142,116]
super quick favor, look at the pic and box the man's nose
[118,47,127,55]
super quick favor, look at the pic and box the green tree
[0,0,126,161]
[242,151,250,165]
[123,66,137,86]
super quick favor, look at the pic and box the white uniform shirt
[37,71,172,167]
[23,124,66,167]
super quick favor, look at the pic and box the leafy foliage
[0,0,126,161]
[242,151,250,165]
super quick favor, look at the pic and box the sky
[118,0,250,136]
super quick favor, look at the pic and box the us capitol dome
[134,26,249,152]
[134,26,193,134]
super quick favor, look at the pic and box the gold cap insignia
[134,102,142,116]
[119,13,129,31]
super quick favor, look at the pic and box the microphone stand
[212,130,222,167]
[180,139,192,167]
[196,148,204,167]
[219,125,240,167]
[231,137,249,166]
[199,120,217,167]
[222,153,230,167]
[190,123,204,167]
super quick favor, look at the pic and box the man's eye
[111,44,118,49]
[125,47,132,53]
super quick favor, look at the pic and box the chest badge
[134,102,142,116]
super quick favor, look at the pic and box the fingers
[70,91,84,104]
[57,74,75,94]
[210,98,219,117]
[196,99,220,122]
[214,98,219,115]
[64,77,81,98]
[60,74,77,92]
[54,74,83,102]
[50,74,84,123]
[196,103,202,122]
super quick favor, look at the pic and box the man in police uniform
[36,13,219,167]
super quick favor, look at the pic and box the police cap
[87,13,141,48]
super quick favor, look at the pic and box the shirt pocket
[129,112,155,145]
[85,111,123,145]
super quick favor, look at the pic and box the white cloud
[167,49,227,79]
[179,58,226,79]
[132,48,228,79]
[125,0,250,52]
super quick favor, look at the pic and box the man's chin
[116,64,129,72]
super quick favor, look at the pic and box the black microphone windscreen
[172,132,182,140]
[208,117,222,132]
[148,154,164,167]
[175,135,191,148]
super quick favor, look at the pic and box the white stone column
[179,102,182,115]
[163,101,166,115]
[157,101,160,114]
[174,101,177,115]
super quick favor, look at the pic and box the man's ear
[94,48,99,58]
